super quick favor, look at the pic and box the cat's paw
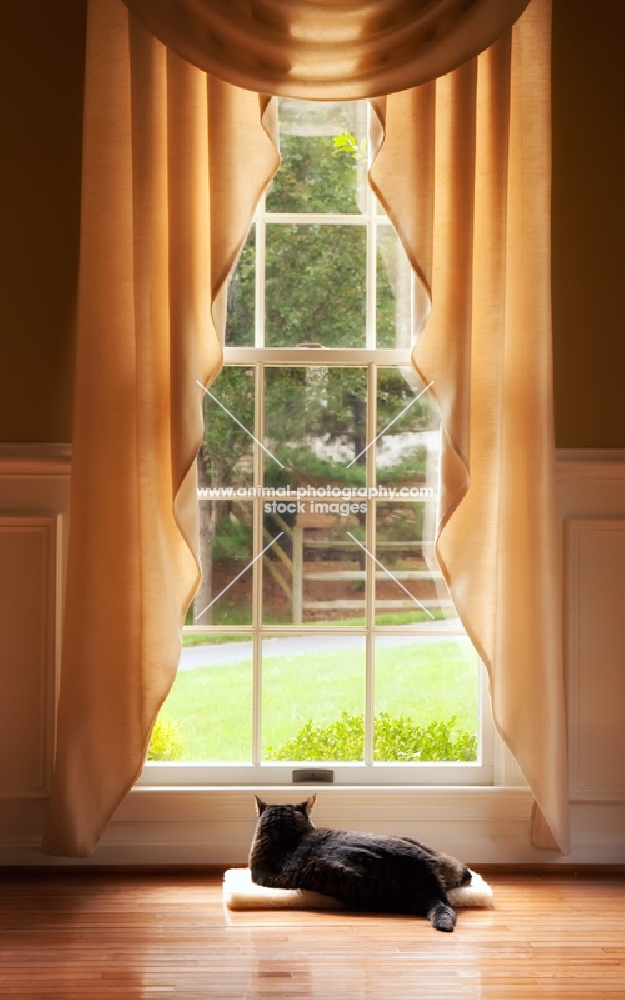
[428,902,457,932]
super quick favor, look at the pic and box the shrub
[266,712,477,762]
[374,713,477,761]
[147,716,185,761]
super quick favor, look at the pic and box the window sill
[92,783,536,866]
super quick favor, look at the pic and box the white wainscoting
[0,446,624,865]
[567,518,625,801]
[0,514,58,795]
[0,446,70,851]
[557,449,625,862]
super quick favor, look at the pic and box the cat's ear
[255,796,267,816]
[304,794,316,815]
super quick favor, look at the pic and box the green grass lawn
[157,639,478,761]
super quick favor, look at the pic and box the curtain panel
[43,0,279,856]
[370,0,568,852]
[44,0,568,855]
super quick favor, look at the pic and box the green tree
[226,132,397,349]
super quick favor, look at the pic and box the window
[144,100,492,786]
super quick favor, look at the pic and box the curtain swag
[44,0,568,857]
[121,0,531,99]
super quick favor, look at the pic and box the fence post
[292,525,303,624]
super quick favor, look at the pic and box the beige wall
[552,0,625,447]
[0,0,86,443]
[0,0,623,446]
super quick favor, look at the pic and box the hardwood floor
[0,872,623,998]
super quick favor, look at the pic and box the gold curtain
[43,0,279,856]
[370,0,568,851]
[122,0,531,100]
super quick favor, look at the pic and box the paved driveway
[179,621,466,670]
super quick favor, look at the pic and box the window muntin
[266,99,366,216]
[144,99,491,785]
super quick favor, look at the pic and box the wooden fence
[263,511,450,624]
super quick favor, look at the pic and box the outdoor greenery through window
[147,99,489,784]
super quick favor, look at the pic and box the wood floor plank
[0,873,623,998]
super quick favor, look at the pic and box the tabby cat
[249,795,471,932]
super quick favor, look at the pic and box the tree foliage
[226,132,397,349]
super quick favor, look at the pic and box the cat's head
[253,795,316,839]
[431,851,472,890]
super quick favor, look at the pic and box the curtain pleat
[370,0,569,852]
[43,0,278,856]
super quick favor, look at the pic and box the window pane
[299,519,367,625]
[155,636,253,761]
[376,223,413,349]
[263,366,368,624]
[265,225,366,348]
[263,512,368,626]
[376,368,438,492]
[262,636,365,760]
[267,99,366,214]
[225,225,255,346]
[198,366,255,490]
[264,366,367,477]
[193,500,253,627]
[374,636,478,762]
[375,501,452,626]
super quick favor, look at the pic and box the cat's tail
[427,901,457,932]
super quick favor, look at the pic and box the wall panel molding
[557,449,625,861]
[0,443,71,475]
[0,446,70,847]
[556,448,625,473]
[0,515,59,796]
[566,518,625,802]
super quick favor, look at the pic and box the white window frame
[141,100,495,789]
